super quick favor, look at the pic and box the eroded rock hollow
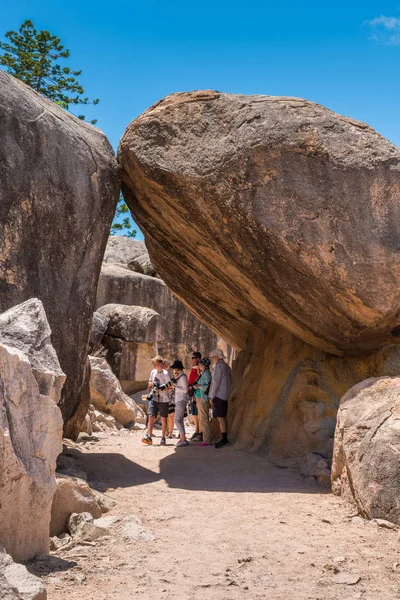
[0,71,120,437]
[119,91,400,462]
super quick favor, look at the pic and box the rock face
[89,356,146,426]
[96,236,233,370]
[89,311,110,354]
[0,302,64,561]
[119,91,400,461]
[0,71,120,438]
[0,546,46,600]
[332,376,400,524]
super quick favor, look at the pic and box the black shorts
[168,403,175,415]
[148,400,169,418]
[212,397,228,418]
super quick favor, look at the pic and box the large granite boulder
[0,71,120,438]
[332,376,400,524]
[96,304,164,391]
[96,237,233,371]
[0,302,63,562]
[119,91,400,462]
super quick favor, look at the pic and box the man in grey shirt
[209,348,232,448]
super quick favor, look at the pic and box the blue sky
[2,1,400,240]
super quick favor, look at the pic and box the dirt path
[41,430,400,600]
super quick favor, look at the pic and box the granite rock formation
[0,71,120,438]
[119,91,400,462]
[96,304,163,392]
[332,376,400,524]
[96,236,233,370]
[0,301,63,561]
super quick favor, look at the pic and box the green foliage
[111,195,137,238]
[0,20,99,124]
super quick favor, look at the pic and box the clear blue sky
[2,1,400,240]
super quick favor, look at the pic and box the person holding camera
[142,356,172,446]
[193,358,212,446]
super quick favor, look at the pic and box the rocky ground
[33,430,400,600]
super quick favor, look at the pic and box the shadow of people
[159,446,327,494]
[71,450,161,491]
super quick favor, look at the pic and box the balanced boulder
[0,71,120,437]
[119,91,400,462]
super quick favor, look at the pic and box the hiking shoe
[160,437,166,446]
[215,438,230,448]
[176,440,189,447]
[142,434,152,445]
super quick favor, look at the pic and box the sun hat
[209,348,226,359]
[171,360,184,370]
[199,358,211,368]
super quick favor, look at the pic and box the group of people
[141,349,232,448]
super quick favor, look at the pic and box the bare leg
[147,416,155,437]
[168,413,174,437]
[161,416,168,439]
[217,416,227,434]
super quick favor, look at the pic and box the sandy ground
[36,429,400,600]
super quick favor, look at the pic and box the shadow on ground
[71,450,160,490]
[159,445,327,494]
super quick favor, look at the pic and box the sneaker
[199,443,211,447]
[190,432,200,440]
[142,434,152,445]
[176,439,189,447]
[192,435,202,442]
[215,438,230,449]
[160,437,166,446]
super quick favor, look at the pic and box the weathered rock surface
[332,376,400,524]
[95,304,164,391]
[89,312,110,354]
[89,356,146,426]
[98,304,163,342]
[119,91,400,461]
[0,71,120,438]
[0,546,46,600]
[119,90,400,356]
[0,336,63,561]
[96,237,233,370]
[51,475,103,536]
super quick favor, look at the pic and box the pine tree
[111,194,137,238]
[0,20,99,123]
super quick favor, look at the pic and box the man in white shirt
[142,356,172,446]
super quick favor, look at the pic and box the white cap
[209,348,226,359]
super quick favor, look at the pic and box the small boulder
[50,475,103,536]
[0,546,46,600]
[67,512,109,543]
[89,356,146,426]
